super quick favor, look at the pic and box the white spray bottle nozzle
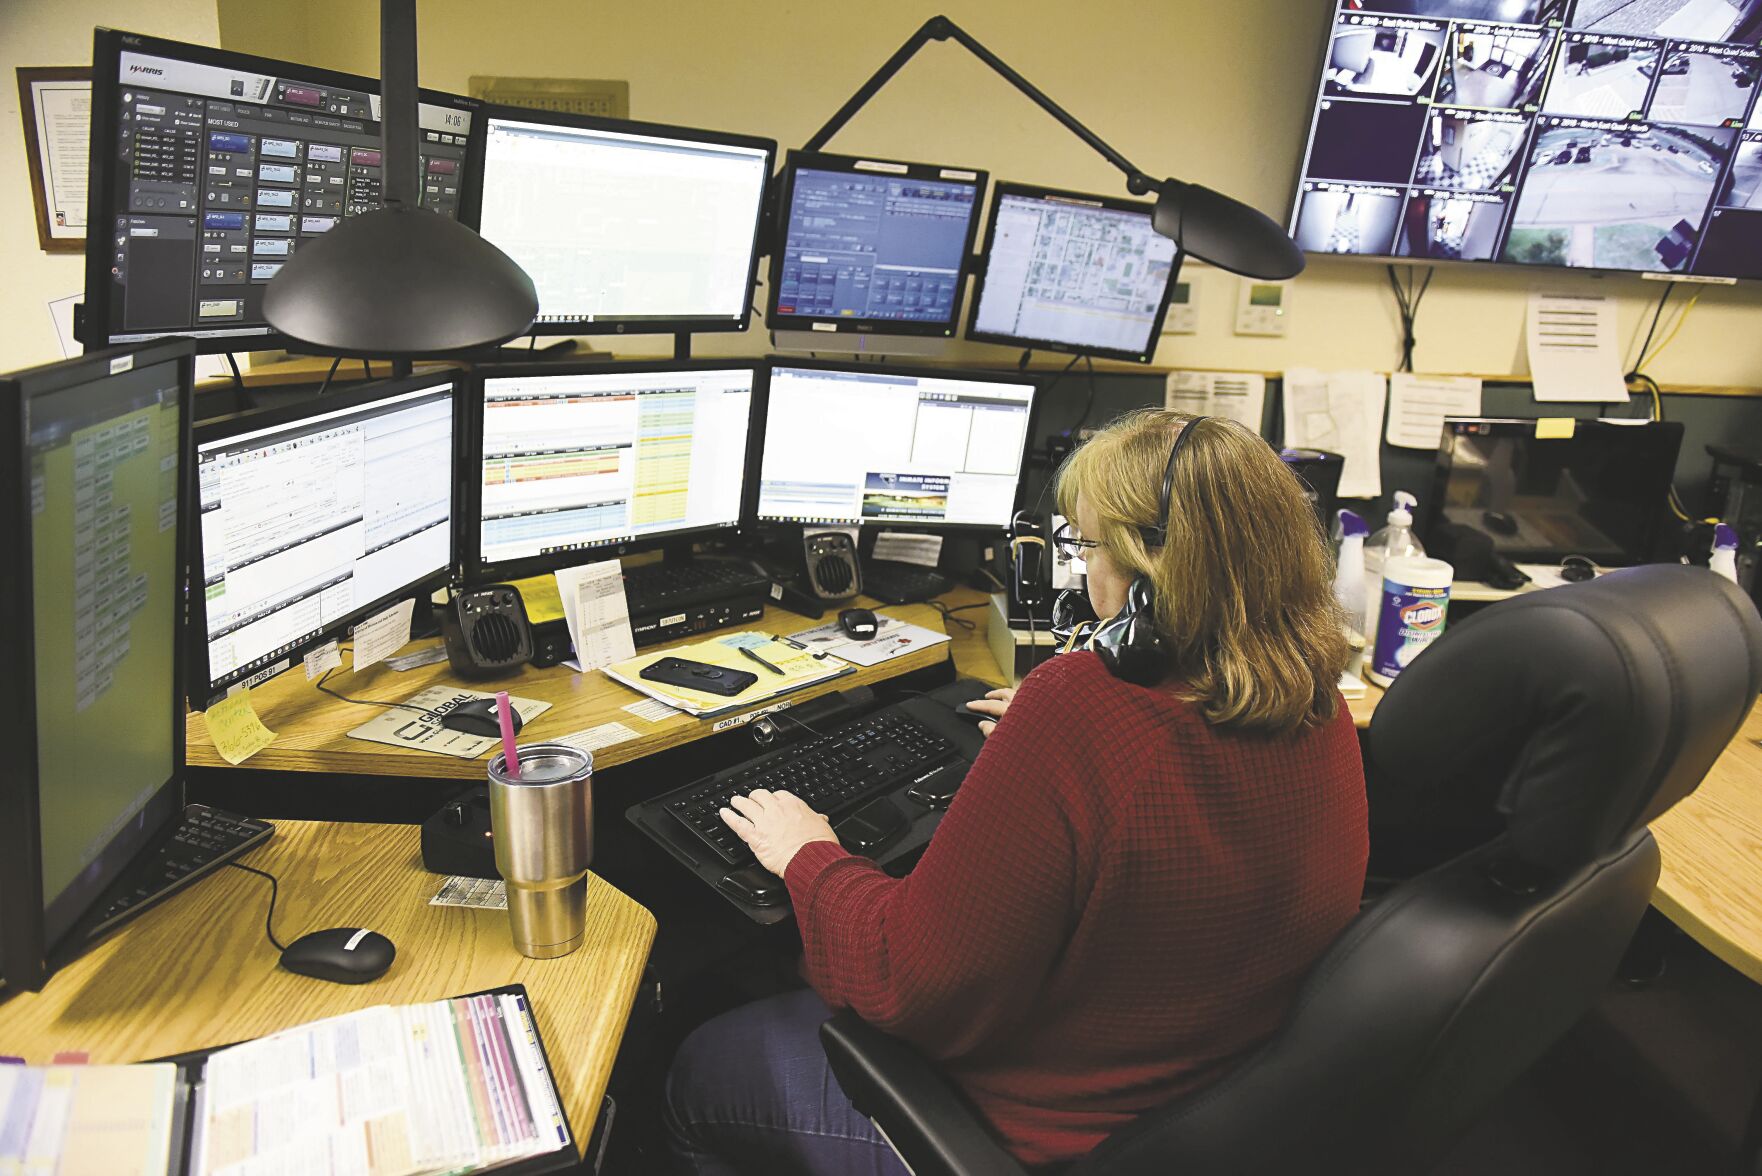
[1389,491,1417,526]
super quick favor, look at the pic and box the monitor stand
[475,338,601,364]
[770,330,950,359]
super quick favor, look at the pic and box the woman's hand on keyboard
[722,789,840,876]
[962,688,1016,738]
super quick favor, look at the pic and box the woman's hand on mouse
[721,789,840,876]
[962,687,1016,737]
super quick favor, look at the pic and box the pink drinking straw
[495,691,521,777]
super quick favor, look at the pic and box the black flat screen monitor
[190,373,459,707]
[463,361,763,582]
[465,108,775,336]
[0,339,193,993]
[84,28,481,352]
[1424,417,1684,565]
[765,151,987,338]
[755,362,1038,530]
[967,183,1182,363]
[1288,1,1762,278]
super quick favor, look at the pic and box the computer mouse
[278,927,396,984]
[1482,510,1520,537]
[1560,556,1597,584]
[953,702,990,725]
[839,608,879,641]
[440,696,523,738]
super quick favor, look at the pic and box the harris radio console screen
[1290,1,1762,277]
[90,32,477,348]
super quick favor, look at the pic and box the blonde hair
[1055,410,1349,735]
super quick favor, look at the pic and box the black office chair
[820,565,1762,1176]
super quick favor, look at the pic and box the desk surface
[0,821,654,1154]
[188,596,966,781]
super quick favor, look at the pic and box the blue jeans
[664,988,911,1176]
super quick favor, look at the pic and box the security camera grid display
[1290,0,1762,276]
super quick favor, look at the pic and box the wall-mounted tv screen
[1289,1,1762,277]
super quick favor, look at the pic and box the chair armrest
[820,1011,1028,1176]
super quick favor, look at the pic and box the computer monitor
[189,373,459,707]
[1424,418,1685,566]
[0,339,193,992]
[755,362,1038,530]
[462,361,763,582]
[466,109,775,336]
[967,183,1183,363]
[83,28,481,352]
[765,151,988,340]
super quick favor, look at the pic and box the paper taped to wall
[1386,374,1482,450]
[1165,370,1268,433]
[1282,369,1387,499]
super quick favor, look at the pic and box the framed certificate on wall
[17,67,91,253]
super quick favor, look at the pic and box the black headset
[1052,416,1209,686]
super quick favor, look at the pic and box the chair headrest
[1369,565,1762,873]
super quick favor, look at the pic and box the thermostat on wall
[1235,278,1289,337]
[1163,277,1199,334]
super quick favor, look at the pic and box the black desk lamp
[263,0,537,358]
[804,16,1304,282]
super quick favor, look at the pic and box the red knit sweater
[784,651,1368,1167]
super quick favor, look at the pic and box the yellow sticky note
[513,573,566,626]
[1535,417,1575,440]
[205,690,277,765]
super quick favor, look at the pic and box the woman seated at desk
[665,411,1370,1175]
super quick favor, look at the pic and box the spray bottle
[1364,491,1425,652]
[1712,523,1740,584]
[1334,509,1369,651]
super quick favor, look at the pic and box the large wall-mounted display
[1290,0,1762,277]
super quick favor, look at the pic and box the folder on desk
[0,985,578,1176]
[600,631,856,718]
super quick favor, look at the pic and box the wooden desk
[189,596,976,782]
[0,821,655,1154]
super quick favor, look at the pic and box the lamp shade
[1153,180,1305,282]
[262,204,538,357]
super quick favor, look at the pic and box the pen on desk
[741,646,786,675]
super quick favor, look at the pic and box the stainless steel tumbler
[487,743,594,959]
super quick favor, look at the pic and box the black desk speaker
[441,585,533,679]
[806,531,862,601]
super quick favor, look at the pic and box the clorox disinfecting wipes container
[1367,556,1453,688]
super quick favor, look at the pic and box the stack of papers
[601,631,854,717]
[0,1063,179,1175]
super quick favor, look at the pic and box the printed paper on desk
[352,598,415,673]
[1526,292,1625,404]
[872,531,944,568]
[555,721,639,754]
[1283,369,1387,499]
[346,685,551,759]
[1165,370,1268,433]
[1386,374,1482,450]
[556,559,634,672]
[787,614,951,668]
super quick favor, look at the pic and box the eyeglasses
[1051,520,1100,565]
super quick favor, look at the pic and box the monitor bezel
[764,150,990,339]
[187,370,462,709]
[83,27,485,356]
[461,105,778,338]
[965,180,1182,364]
[0,337,195,993]
[1421,416,1686,566]
[459,359,769,585]
[752,357,1041,534]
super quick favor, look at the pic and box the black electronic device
[967,182,1181,363]
[803,531,863,600]
[190,372,459,708]
[278,926,396,985]
[1423,419,1685,567]
[625,679,992,923]
[755,362,1041,532]
[0,340,279,993]
[441,584,534,680]
[1280,448,1345,530]
[860,560,955,606]
[1560,555,1599,583]
[84,28,482,352]
[422,788,497,878]
[766,150,988,340]
[464,107,775,337]
[640,656,758,698]
[462,361,764,585]
[838,608,880,641]
[440,696,525,738]
[1289,2,1762,279]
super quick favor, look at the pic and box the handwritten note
[206,690,276,765]
[1283,369,1388,499]
[1526,292,1625,404]
[1386,374,1483,450]
[352,598,415,673]
[556,560,635,672]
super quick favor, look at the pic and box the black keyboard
[85,804,274,939]
[624,559,770,612]
[863,560,955,605]
[664,709,964,867]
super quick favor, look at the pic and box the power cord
[227,862,288,952]
[314,668,431,714]
[1624,283,1718,527]
[1385,264,1434,373]
[928,600,986,632]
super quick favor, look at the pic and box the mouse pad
[346,686,552,759]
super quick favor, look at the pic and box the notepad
[601,632,854,718]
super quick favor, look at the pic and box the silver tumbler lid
[488,743,592,788]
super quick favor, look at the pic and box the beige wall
[2,0,220,368]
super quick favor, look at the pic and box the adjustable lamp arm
[802,16,1304,281]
